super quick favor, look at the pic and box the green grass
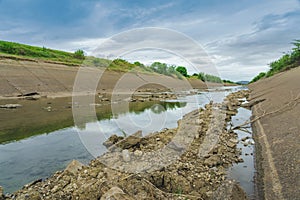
[0,40,86,65]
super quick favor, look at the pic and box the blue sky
[1,0,300,81]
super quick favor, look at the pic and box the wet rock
[65,160,84,175]
[241,136,250,142]
[0,104,22,109]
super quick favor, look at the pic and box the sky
[1,0,300,81]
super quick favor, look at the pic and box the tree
[176,66,188,77]
[74,49,85,59]
[198,72,205,81]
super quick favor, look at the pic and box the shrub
[74,49,85,59]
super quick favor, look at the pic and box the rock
[241,98,265,108]
[227,138,238,148]
[212,180,248,200]
[241,136,250,142]
[103,134,124,148]
[204,155,221,167]
[65,160,84,175]
[0,186,4,200]
[25,95,40,100]
[133,150,143,157]
[122,149,131,162]
[100,186,134,200]
[117,135,141,149]
[0,104,22,109]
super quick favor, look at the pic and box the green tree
[176,66,188,77]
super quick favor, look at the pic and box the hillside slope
[249,67,300,199]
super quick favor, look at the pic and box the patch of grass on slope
[0,40,84,65]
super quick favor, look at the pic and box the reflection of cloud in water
[77,90,230,157]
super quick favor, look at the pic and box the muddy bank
[1,90,251,200]
[248,67,300,200]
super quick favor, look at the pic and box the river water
[0,86,254,197]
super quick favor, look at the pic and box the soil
[1,90,250,200]
[249,67,300,200]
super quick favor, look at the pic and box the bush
[74,49,85,59]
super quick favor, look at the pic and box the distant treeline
[251,40,300,83]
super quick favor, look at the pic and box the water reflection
[0,99,188,193]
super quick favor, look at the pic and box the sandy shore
[249,67,300,200]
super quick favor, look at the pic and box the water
[227,107,255,199]
[0,86,253,194]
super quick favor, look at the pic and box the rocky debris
[5,90,250,200]
[212,180,248,200]
[0,104,22,109]
[226,138,238,148]
[241,98,265,108]
[103,135,124,148]
[100,186,133,200]
[64,160,84,175]
[131,92,177,102]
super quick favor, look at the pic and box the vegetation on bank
[0,40,238,83]
[0,40,85,65]
[251,40,300,83]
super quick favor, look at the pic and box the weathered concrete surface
[0,59,206,98]
[249,67,300,200]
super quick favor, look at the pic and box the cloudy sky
[1,0,300,81]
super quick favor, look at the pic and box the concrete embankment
[1,90,250,200]
[0,59,206,98]
[249,67,300,200]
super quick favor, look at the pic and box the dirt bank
[0,59,207,99]
[0,90,250,200]
[248,67,300,200]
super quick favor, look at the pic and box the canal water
[0,87,254,197]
